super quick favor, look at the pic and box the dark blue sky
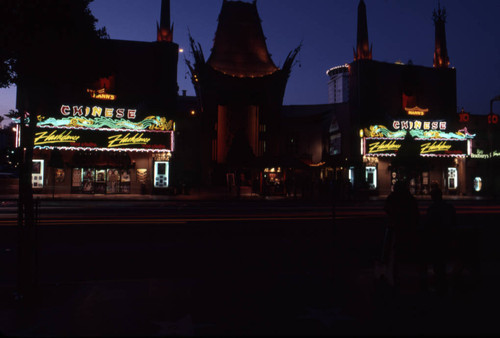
[1,0,499,123]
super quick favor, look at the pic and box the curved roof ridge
[207,0,279,78]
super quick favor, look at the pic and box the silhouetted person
[252,176,260,196]
[285,176,292,197]
[235,171,242,197]
[384,180,420,287]
[421,187,456,295]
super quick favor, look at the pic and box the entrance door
[82,168,95,194]
[154,161,169,188]
[365,166,377,189]
[107,169,120,194]
[448,167,458,190]
[32,159,44,189]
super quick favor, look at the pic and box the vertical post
[17,112,37,302]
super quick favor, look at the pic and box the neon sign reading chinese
[393,120,447,131]
[60,105,136,119]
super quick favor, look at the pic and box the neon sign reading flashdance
[107,133,151,148]
[368,140,401,153]
[34,130,80,145]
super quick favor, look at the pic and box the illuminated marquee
[60,105,136,119]
[420,141,452,154]
[364,138,468,157]
[108,133,151,148]
[34,127,173,152]
[35,130,80,145]
[405,106,429,116]
[86,89,116,101]
[393,120,447,131]
[37,115,174,132]
[364,125,475,140]
[470,149,500,159]
[367,140,401,154]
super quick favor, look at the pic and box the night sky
[1,0,499,123]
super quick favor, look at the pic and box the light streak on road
[1,204,500,227]
[0,216,335,227]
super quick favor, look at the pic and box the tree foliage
[0,0,107,89]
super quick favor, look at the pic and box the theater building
[457,109,500,197]
[15,0,179,195]
[186,0,300,187]
[322,1,476,196]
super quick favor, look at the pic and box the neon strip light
[366,137,404,140]
[421,154,467,158]
[365,153,397,157]
[34,145,172,153]
[414,138,468,141]
[15,125,21,148]
[37,125,170,134]
[365,153,466,158]
[37,115,174,131]
[171,130,175,152]
[364,125,475,140]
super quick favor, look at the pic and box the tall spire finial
[157,0,173,42]
[433,2,449,68]
[354,0,372,61]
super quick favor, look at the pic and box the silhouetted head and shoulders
[384,180,419,228]
[426,187,456,231]
[386,180,417,205]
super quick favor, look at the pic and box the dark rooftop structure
[207,0,279,78]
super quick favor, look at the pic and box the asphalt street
[0,197,499,335]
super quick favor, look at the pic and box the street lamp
[490,95,500,116]
[487,95,500,197]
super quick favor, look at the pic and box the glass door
[107,169,120,194]
[365,166,377,190]
[81,168,95,194]
[154,161,169,188]
[32,159,44,189]
[448,167,458,190]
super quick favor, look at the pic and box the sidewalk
[1,186,494,203]
[1,207,498,335]
[0,186,293,203]
[1,249,497,335]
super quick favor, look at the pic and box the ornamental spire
[433,2,450,68]
[157,0,173,42]
[353,0,372,61]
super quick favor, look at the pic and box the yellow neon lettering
[34,130,80,145]
[421,141,452,154]
[92,106,102,117]
[368,140,401,153]
[107,133,151,148]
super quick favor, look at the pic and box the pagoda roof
[207,0,279,78]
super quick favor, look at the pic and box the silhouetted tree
[391,132,428,183]
[226,130,256,169]
[0,0,107,302]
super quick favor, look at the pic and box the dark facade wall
[100,40,179,112]
[280,103,351,165]
[17,39,179,120]
[349,60,457,127]
[16,38,180,194]
[196,67,289,184]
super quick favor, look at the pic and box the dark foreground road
[0,198,499,335]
